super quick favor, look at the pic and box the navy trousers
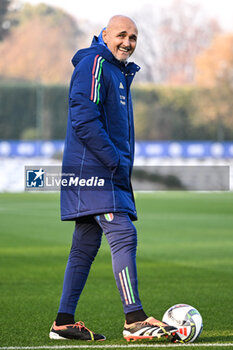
[58,212,143,315]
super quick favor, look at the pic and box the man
[49,15,177,341]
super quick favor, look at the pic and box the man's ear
[102,29,107,44]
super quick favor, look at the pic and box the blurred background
[0,0,233,191]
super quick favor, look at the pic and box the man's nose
[123,37,130,47]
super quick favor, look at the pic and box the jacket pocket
[112,157,130,189]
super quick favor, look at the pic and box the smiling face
[102,16,138,62]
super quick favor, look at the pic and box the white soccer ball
[162,304,203,343]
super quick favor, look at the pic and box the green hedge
[0,82,232,140]
[0,83,37,139]
[0,83,69,140]
[132,85,233,141]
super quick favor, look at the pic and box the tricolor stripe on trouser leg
[119,266,135,305]
[119,271,128,305]
[90,55,105,104]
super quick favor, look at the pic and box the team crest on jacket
[104,213,114,222]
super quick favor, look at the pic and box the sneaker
[49,321,106,341]
[123,316,177,342]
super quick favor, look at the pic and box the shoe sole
[49,332,67,340]
[124,335,154,341]
[49,331,106,341]
[124,331,177,342]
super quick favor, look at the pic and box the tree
[132,5,160,82]
[193,34,233,138]
[0,3,84,83]
[0,0,11,41]
[157,0,221,84]
[133,0,221,84]
[195,34,233,87]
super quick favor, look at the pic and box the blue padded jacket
[60,35,140,221]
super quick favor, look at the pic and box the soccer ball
[162,304,203,343]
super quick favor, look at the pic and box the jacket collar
[72,36,140,75]
[91,36,140,73]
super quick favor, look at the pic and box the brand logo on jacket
[119,82,124,89]
[120,95,126,105]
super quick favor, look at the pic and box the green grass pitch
[0,191,233,349]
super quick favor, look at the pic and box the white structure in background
[0,140,232,192]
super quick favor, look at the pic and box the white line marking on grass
[0,346,230,349]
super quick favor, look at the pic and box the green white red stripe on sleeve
[90,55,105,105]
